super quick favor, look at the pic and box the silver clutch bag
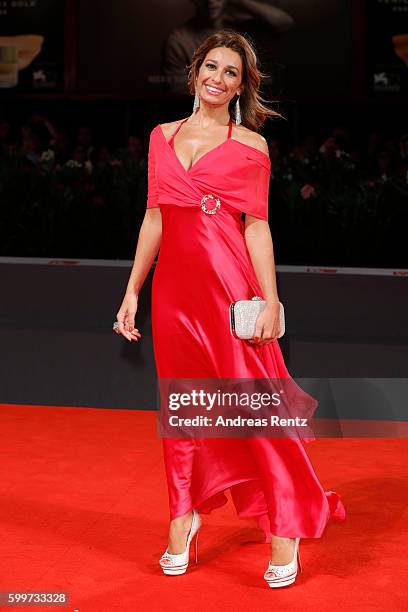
[229,296,285,340]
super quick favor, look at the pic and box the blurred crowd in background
[0,113,407,266]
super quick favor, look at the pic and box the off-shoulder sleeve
[146,127,160,208]
[254,161,270,221]
[242,154,271,222]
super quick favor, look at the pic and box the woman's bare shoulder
[158,119,184,140]
[232,124,269,157]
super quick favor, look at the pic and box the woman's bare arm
[244,216,279,306]
[244,216,281,344]
[115,208,162,342]
[125,208,162,296]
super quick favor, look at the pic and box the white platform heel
[159,509,202,576]
[263,537,302,588]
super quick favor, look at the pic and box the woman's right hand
[115,292,142,342]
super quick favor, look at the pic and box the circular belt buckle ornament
[201,193,221,215]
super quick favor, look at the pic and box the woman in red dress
[115,30,345,588]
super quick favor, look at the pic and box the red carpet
[0,403,407,611]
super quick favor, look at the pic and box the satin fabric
[146,119,345,541]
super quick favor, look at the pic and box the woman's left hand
[248,301,281,346]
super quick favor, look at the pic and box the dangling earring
[235,94,242,125]
[193,90,200,112]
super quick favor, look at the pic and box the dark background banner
[366,0,408,95]
[77,0,352,99]
[0,2,406,268]
[2,1,407,101]
[0,0,64,92]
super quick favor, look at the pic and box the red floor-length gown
[146,116,345,542]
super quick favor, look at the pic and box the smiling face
[196,46,243,107]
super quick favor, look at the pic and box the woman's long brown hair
[187,30,283,132]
